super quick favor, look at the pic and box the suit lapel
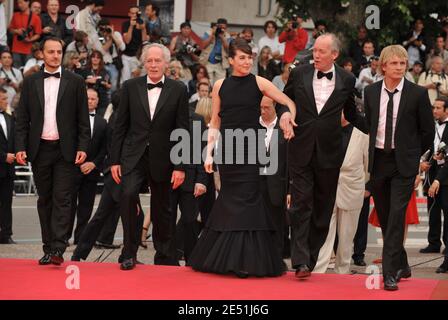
[153,78,172,121]
[395,79,409,128]
[56,69,69,109]
[370,81,382,136]
[92,115,98,139]
[0,115,6,141]
[303,67,318,116]
[35,71,45,113]
[137,77,151,121]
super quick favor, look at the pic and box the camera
[99,26,112,34]
[435,82,442,88]
[292,21,299,29]
[17,26,34,41]
[4,77,12,84]
[215,27,223,38]
[185,43,201,55]
[136,12,144,25]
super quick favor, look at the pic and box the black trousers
[289,159,340,270]
[426,192,447,249]
[171,188,200,264]
[32,140,76,254]
[0,176,14,240]
[370,149,414,278]
[96,206,121,245]
[352,196,371,261]
[120,148,178,265]
[68,173,98,244]
[260,177,286,258]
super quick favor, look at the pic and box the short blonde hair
[195,97,212,125]
[378,45,408,76]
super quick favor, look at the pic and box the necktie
[43,72,61,79]
[384,89,399,153]
[147,82,164,90]
[317,71,333,80]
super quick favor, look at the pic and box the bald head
[260,96,276,123]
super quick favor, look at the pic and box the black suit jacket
[15,69,90,162]
[363,79,434,177]
[279,63,360,169]
[264,120,288,207]
[111,76,190,182]
[180,112,208,192]
[0,112,15,178]
[82,114,107,181]
[430,123,448,186]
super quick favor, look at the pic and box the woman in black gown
[189,39,296,278]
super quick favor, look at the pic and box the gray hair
[140,43,171,64]
[317,33,341,53]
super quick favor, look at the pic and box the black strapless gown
[189,74,285,277]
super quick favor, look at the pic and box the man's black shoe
[384,275,398,291]
[120,258,136,270]
[38,253,52,265]
[396,267,411,282]
[50,250,64,265]
[419,246,440,254]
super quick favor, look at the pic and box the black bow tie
[0,111,4,114]
[147,82,164,90]
[44,72,61,79]
[90,113,96,117]
[317,71,333,80]
[438,120,448,126]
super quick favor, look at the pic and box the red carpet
[0,259,446,300]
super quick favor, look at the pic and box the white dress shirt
[434,120,447,165]
[147,75,165,120]
[41,67,62,140]
[375,78,405,149]
[0,112,7,140]
[313,65,336,114]
[259,116,278,150]
[89,112,96,138]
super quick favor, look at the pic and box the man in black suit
[278,33,363,278]
[15,37,90,265]
[111,43,189,270]
[362,45,434,290]
[173,110,207,264]
[420,97,448,254]
[68,88,107,245]
[0,87,15,244]
[259,96,288,257]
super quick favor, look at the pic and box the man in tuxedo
[0,87,16,244]
[314,113,369,274]
[68,88,107,245]
[259,96,288,257]
[278,33,363,278]
[111,43,189,270]
[420,97,448,254]
[362,45,434,290]
[15,37,90,265]
[173,110,207,264]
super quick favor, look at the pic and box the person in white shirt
[357,56,383,96]
[23,42,44,77]
[258,20,284,63]
[0,0,8,51]
[76,0,104,45]
[272,63,292,92]
[0,51,23,106]
[418,56,448,105]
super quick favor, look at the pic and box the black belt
[375,147,395,155]
[40,139,59,145]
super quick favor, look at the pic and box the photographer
[8,0,42,68]
[79,50,111,115]
[121,5,149,84]
[144,3,162,43]
[200,18,231,84]
[403,18,428,67]
[278,14,308,64]
[40,0,73,48]
[66,31,91,67]
[76,0,104,44]
[95,19,125,92]
[418,56,448,104]
[169,21,200,76]
[0,51,23,105]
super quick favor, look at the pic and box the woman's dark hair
[229,38,252,58]
[194,64,209,80]
[263,20,278,33]
[87,50,105,72]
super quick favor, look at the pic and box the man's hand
[75,151,87,165]
[428,180,440,198]
[80,162,96,175]
[194,183,207,197]
[111,165,121,184]
[16,151,27,165]
[42,26,52,34]
[420,161,431,172]
[286,194,291,209]
[364,190,371,198]
[6,153,15,164]
[279,112,297,140]
[171,170,185,190]
[433,153,444,161]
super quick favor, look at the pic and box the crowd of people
[0,0,448,292]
